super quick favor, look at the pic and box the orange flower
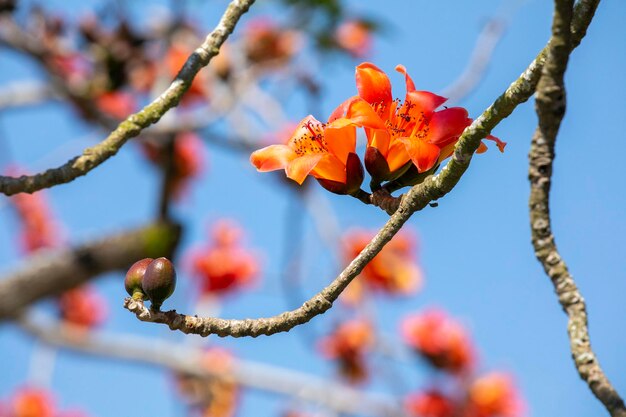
[7,175,61,253]
[190,220,259,296]
[334,62,505,182]
[95,91,136,119]
[58,285,107,329]
[250,114,364,195]
[335,20,372,58]
[401,308,475,374]
[341,229,422,303]
[405,390,456,417]
[166,43,209,102]
[465,373,524,417]
[10,388,55,417]
[319,319,374,383]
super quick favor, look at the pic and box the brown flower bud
[124,258,153,300]
[142,257,177,309]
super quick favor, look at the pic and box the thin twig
[0,0,256,196]
[528,1,625,416]
[18,313,407,417]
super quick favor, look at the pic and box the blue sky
[1,1,625,417]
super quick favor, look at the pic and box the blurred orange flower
[8,177,62,253]
[465,373,524,417]
[242,18,299,65]
[319,319,374,383]
[95,91,136,119]
[401,308,475,374]
[342,229,422,303]
[58,285,107,329]
[9,388,55,417]
[405,390,456,417]
[190,220,259,296]
[336,20,372,58]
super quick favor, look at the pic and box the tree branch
[0,0,255,196]
[123,0,601,337]
[17,313,406,417]
[0,222,181,321]
[528,1,625,416]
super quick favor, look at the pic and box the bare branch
[0,0,256,196]
[18,314,406,417]
[0,222,181,321]
[528,1,625,416]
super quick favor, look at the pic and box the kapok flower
[58,285,107,329]
[341,229,422,304]
[335,20,372,58]
[465,373,524,417]
[318,319,374,383]
[9,387,55,417]
[405,390,456,417]
[334,62,505,182]
[242,18,300,65]
[95,91,136,119]
[189,220,259,296]
[250,115,364,195]
[401,308,475,374]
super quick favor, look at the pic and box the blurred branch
[528,1,625,416]
[0,222,181,321]
[18,313,406,417]
[440,18,506,104]
[124,0,600,337]
[0,81,58,110]
[0,0,256,196]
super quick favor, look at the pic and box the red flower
[95,91,136,119]
[190,220,259,296]
[464,373,524,417]
[58,285,107,329]
[341,229,422,303]
[250,114,364,195]
[334,62,505,181]
[319,319,374,383]
[401,308,475,374]
[242,18,299,65]
[405,390,456,417]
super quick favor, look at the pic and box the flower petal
[286,154,324,184]
[386,140,411,172]
[356,62,392,105]
[395,64,416,92]
[328,96,359,123]
[312,154,347,183]
[486,134,507,152]
[250,145,296,172]
[406,90,448,115]
[345,99,387,129]
[424,107,470,146]
[400,137,442,173]
[325,122,356,163]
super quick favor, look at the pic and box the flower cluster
[251,62,505,195]
[0,387,91,417]
[401,308,524,417]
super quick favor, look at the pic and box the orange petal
[476,142,488,154]
[325,122,356,163]
[395,64,416,92]
[406,90,448,115]
[369,129,391,155]
[486,134,507,152]
[286,154,324,184]
[250,145,296,172]
[386,140,411,172]
[328,96,359,122]
[425,107,470,146]
[312,154,347,183]
[355,62,392,105]
[401,137,441,173]
[346,99,386,129]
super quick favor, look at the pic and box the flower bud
[142,257,177,309]
[124,258,153,300]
